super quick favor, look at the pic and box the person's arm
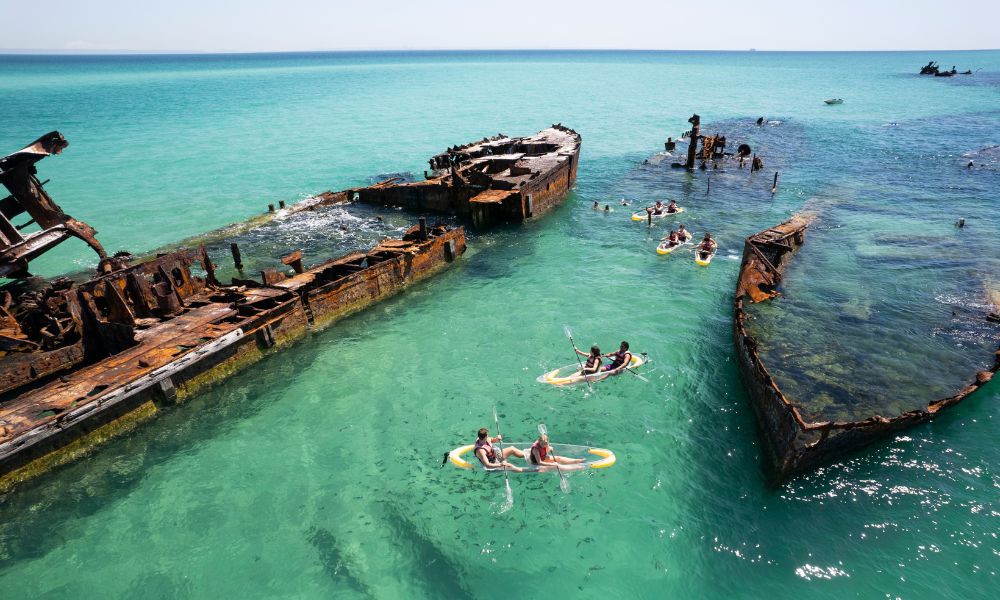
[490,435,502,444]
[573,346,589,357]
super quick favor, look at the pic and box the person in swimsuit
[602,341,632,372]
[667,199,679,213]
[677,224,691,241]
[646,200,665,216]
[573,345,603,377]
[698,233,718,260]
[662,230,681,247]
[474,428,525,471]
[530,433,585,467]
[593,201,600,210]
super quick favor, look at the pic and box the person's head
[669,198,676,204]
[604,205,610,211]
[478,428,489,440]
[656,200,663,205]
[590,345,601,356]
[619,341,629,351]
[538,432,549,446]
[593,201,599,207]
[704,232,712,240]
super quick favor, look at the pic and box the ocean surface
[0,50,998,598]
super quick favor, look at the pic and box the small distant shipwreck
[0,125,579,492]
[734,216,1000,481]
[919,61,973,77]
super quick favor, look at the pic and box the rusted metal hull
[0,225,465,492]
[351,125,581,227]
[734,216,1000,481]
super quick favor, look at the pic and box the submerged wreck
[351,125,580,227]
[0,131,477,492]
[734,216,1000,481]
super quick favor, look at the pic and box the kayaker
[604,204,611,212]
[574,344,603,376]
[602,341,632,372]
[662,230,681,247]
[530,433,585,467]
[592,201,600,210]
[646,200,665,216]
[677,224,691,241]
[698,233,718,259]
[667,199,679,213]
[474,428,525,471]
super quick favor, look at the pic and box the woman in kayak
[698,233,718,259]
[474,428,525,471]
[530,433,585,467]
[646,200,665,216]
[573,345,603,377]
[677,224,691,241]
[602,341,632,372]
[662,230,682,247]
[666,199,679,213]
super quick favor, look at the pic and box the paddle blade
[500,479,514,513]
[492,405,498,425]
[537,423,548,436]
[559,475,571,494]
[563,325,573,339]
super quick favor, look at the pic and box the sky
[2,0,998,53]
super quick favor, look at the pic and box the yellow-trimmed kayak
[537,353,646,386]
[694,247,717,266]
[449,443,616,471]
[631,207,685,221]
[656,234,693,255]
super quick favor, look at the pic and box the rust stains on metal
[0,132,107,278]
[0,132,470,492]
[734,216,1000,482]
[351,125,581,227]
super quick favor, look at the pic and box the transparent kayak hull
[449,443,616,471]
[631,207,684,221]
[537,353,645,386]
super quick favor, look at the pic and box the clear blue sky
[3,0,997,52]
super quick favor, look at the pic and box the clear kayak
[449,442,616,471]
[694,246,717,266]
[631,207,685,221]
[537,353,646,386]
[656,234,693,255]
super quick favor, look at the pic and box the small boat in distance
[824,98,844,105]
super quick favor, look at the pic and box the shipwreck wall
[733,216,1000,481]
[0,227,465,492]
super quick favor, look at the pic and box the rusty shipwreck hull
[0,223,465,492]
[349,125,581,227]
[733,216,1000,481]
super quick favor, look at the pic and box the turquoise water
[0,51,998,598]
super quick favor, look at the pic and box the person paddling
[662,230,682,247]
[697,233,718,260]
[530,433,585,467]
[646,200,665,216]
[677,224,691,241]
[474,428,525,471]
[602,341,632,372]
[573,344,603,377]
[666,199,679,213]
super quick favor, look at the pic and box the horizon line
[1,47,998,57]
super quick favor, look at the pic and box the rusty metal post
[279,200,286,209]
[230,243,243,273]
[685,114,701,170]
[419,217,427,240]
[268,204,275,213]
[772,172,779,193]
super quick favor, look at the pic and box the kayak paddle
[563,325,594,392]
[538,423,570,494]
[493,406,514,512]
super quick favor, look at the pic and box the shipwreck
[733,216,1000,481]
